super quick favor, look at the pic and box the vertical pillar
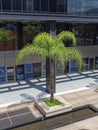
[45,21,56,93]
[93,24,98,45]
[17,22,24,50]
[65,23,73,31]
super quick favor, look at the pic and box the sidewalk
[0,70,98,108]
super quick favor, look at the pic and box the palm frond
[0,28,16,44]
[56,31,76,47]
[33,32,53,50]
[16,31,83,72]
[66,48,83,72]
[16,44,48,64]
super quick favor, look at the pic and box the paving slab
[54,116,98,130]
[0,70,98,107]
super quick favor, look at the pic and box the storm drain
[0,107,38,130]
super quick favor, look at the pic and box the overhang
[0,12,98,23]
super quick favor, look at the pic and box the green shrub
[44,99,61,107]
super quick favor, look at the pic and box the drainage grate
[11,113,35,126]
[0,113,8,119]
[0,107,37,130]
[0,118,11,130]
[8,107,30,116]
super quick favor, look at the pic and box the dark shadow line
[0,83,46,94]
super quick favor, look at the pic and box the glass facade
[41,0,48,12]
[56,23,98,46]
[68,0,98,15]
[0,0,98,16]
[73,24,98,46]
[33,0,40,12]
[13,0,21,12]
[57,0,67,13]
[2,0,11,11]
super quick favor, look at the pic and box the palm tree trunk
[50,58,55,102]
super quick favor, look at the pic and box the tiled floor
[4,87,98,130]
[62,88,98,108]
[0,70,98,129]
[0,83,98,129]
[54,88,98,130]
[54,116,98,130]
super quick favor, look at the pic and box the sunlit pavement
[0,70,98,107]
[54,114,98,130]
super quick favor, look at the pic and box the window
[27,0,33,12]
[0,0,1,11]
[13,0,21,11]
[41,0,48,12]
[33,63,41,78]
[67,0,98,16]
[23,0,27,12]
[34,0,40,12]
[57,0,64,13]
[49,0,57,12]
[2,0,11,11]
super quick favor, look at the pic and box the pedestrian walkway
[9,86,98,130]
[54,87,98,130]
[0,70,98,108]
[54,116,98,130]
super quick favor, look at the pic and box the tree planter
[35,96,72,117]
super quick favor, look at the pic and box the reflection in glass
[13,0,21,11]
[57,0,64,13]
[68,0,98,15]
[49,0,57,12]
[2,0,11,11]
[41,0,48,12]
[0,0,98,16]
[33,0,40,11]
[23,0,27,12]
[33,63,41,78]
[27,0,33,12]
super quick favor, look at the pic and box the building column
[93,24,98,45]
[17,22,24,50]
[65,23,73,31]
[45,21,56,93]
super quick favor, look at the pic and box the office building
[0,0,98,83]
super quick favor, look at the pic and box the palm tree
[24,22,44,44]
[16,31,83,102]
[0,28,16,65]
[0,28,16,48]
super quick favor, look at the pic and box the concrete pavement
[0,70,98,107]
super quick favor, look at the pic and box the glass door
[83,58,89,71]
[7,67,15,82]
[27,0,33,12]
[89,58,94,70]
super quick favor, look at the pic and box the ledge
[35,96,72,117]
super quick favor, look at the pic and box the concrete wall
[0,50,45,67]
[0,45,98,67]
[77,45,98,58]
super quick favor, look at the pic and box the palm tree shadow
[20,93,35,102]
[0,79,47,94]
[25,79,46,92]
[37,91,48,100]
[19,80,48,102]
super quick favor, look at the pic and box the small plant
[44,99,61,107]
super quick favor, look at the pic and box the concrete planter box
[35,96,72,117]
